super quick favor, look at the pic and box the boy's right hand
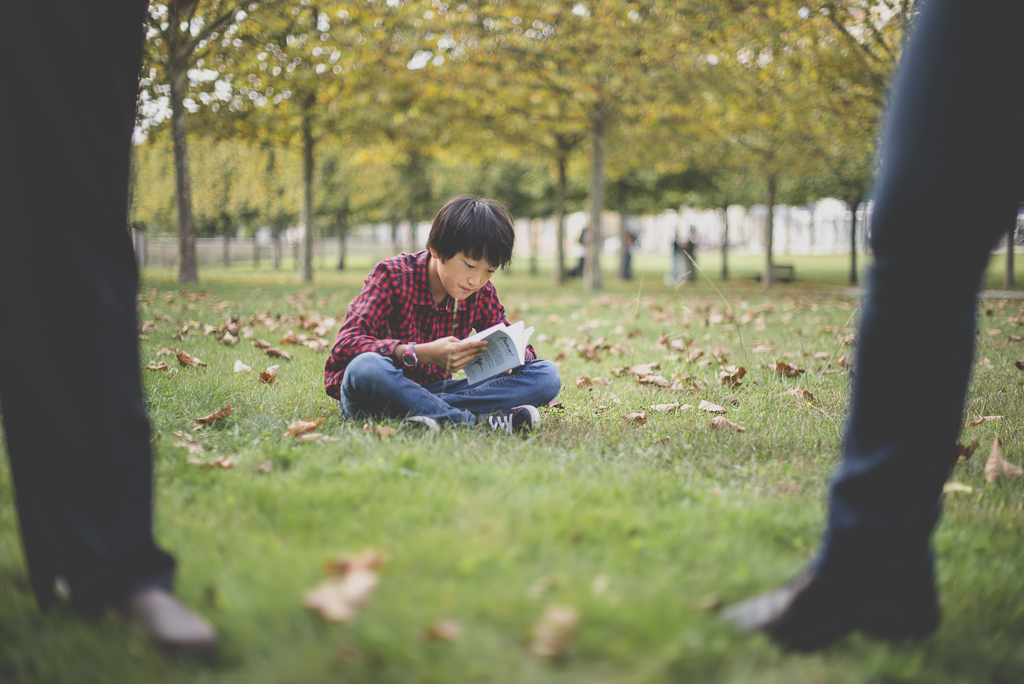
[418,337,488,373]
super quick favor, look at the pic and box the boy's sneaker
[482,405,539,435]
[402,415,440,433]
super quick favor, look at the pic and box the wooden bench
[754,264,796,283]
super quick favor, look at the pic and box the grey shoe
[118,587,218,659]
[402,415,440,432]
[483,405,540,435]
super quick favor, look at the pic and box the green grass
[2,253,1024,683]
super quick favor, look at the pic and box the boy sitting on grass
[324,195,562,433]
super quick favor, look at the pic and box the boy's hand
[418,337,488,373]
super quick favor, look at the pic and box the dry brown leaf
[718,365,746,388]
[652,403,681,413]
[751,344,774,354]
[710,415,746,433]
[253,338,272,349]
[956,437,980,462]
[266,347,292,360]
[786,388,815,401]
[775,361,805,377]
[140,320,157,333]
[546,398,566,409]
[303,568,379,623]
[285,418,326,438]
[592,377,611,387]
[257,460,274,473]
[698,400,727,414]
[176,351,207,367]
[233,360,252,373]
[363,423,396,440]
[966,415,1003,428]
[220,332,238,345]
[686,349,705,363]
[259,364,280,384]
[156,347,177,356]
[530,606,579,658]
[172,431,204,455]
[624,411,648,424]
[203,324,219,335]
[280,330,303,344]
[630,362,660,377]
[425,619,462,641]
[576,375,593,388]
[193,404,233,429]
[637,374,671,387]
[146,361,171,372]
[984,438,1023,483]
[609,366,628,377]
[295,432,326,443]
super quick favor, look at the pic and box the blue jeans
[339,352,562,426]
[815,0,1022,589]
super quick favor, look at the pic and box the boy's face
[430,249,497,301]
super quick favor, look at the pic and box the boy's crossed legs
[340,352,561,431]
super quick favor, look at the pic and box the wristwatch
[401,342,418,368]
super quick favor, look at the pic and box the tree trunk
[222,222,230,268]
[167,46,198,282]
[528,218,538,276]
[1006,222,1015,289]
[302,107,315,283]
[617,179,630,280]
[721,204,729,281]
[585,105,608,292]
[554,151,568,284]
[390,220,399,253]
[272,229,281,269]
[762,171,776,288]
[848,200,859,285]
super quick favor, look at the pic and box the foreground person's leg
[724,0,1023,650]
[0,1,215,657]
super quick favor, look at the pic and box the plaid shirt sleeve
[323,261,401,399]
[473,283,537,364]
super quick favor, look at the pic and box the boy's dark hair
[427,195,515,269]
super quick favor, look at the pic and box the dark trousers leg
[817,0,1024,585]
[0,1,173,613]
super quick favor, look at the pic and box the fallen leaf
[775,361,805,377]
[259,364,280,384]
[546,398,566,409]
[984,438,1023,483]
[698,400,727,414]
[285,418,326,438]
[363,423,396,440]
[637,374,671,387]
[592,377,611,387]
[295,432,326,443]
[943,481,973,494]
[786,388,815,401]
[956,437,980,462]
[629,362,660,377]
[203,324,219,335]
[751,344,774,354]
[980,358,991,368]
[280,330,303,344]
[425,619,462,641]
[176,351,207,367]
[813,351,830,359]
[146,361,171,372]
[710,415,746,432]
[220,332,238,345]
[253,338,272,349]
[305,550,384,623]
[233,360,252,373]
[686,349,705,363]
[266,347,292,360]
[652,403,681,413]
[140,320,156,333]
[257,460,274,473]
[156,348,177,356]
[576,375,593,388]
[193,404,233,429]
[988,329,1003,336]
[624,411,647,424]
[718,365,746,388]
[966,415,1003,428]
[304,568,379,623]
[530,606,579,658]
[172,431,204,454]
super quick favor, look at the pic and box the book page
[463,320,532,385]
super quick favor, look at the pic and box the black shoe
[482,405,539,435]
[721,568,939,652]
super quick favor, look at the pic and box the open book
[463,320,535,385]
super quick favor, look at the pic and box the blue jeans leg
[423,359,562,416]
[815,0,1023,587]
[340,352,476,426]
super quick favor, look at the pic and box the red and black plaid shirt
[324,250,536,399]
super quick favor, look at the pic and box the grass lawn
[2,252,1024,683]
